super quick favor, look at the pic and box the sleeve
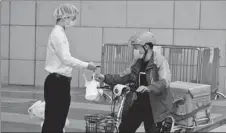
[147,59,171,95]
[103,59,140,86]
[51,31,89,69]
[104,67,138,86]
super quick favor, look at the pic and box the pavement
[0,85,226,132]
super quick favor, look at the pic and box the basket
[84,114,118,133]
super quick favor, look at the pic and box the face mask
[69,20,76,26]
[133,49,144,59]
[64,18,76,28]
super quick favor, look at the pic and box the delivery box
[170,81,212,127]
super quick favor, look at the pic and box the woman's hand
[87,62,97,71]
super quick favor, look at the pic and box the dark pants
[119,92,156,133]
[41,73,71,133]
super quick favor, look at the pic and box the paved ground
[210,125,226,132]
[0,85,226,132]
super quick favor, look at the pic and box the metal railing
[101,43,220,95]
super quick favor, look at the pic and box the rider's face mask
[133,45,145,59]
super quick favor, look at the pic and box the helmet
[128,31,156,46]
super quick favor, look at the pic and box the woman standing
[42,4,97,133]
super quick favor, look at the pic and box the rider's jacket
[103,51,172,123]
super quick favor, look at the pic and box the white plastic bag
[28,100,45,120]
[84,73,101,101]
[83,73,112,103]
[28,100,70,128]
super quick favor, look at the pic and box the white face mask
[133,49,144,59]
[64,18,76,28]
[69,20,76,26]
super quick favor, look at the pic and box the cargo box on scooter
[170,81,212,127]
